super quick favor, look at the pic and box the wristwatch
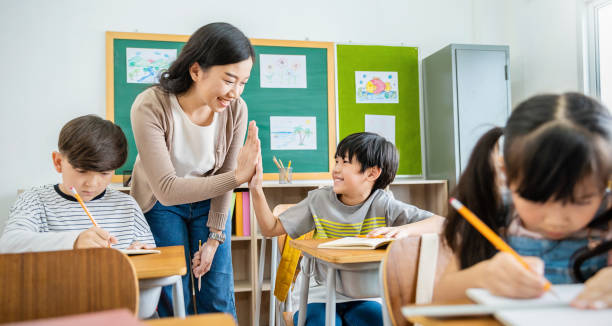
[208,231,226,244]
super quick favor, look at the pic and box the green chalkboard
[106,33,336,182]
[336,44,422,175]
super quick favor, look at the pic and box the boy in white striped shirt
[0,115,155,253]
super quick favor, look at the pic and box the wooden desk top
[289,239,387,264]
[128,245,187,279]
[6,309,143,326]
[405,300,501,326]
[145,313,235,326]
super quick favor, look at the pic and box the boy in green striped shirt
[247,132,444,326]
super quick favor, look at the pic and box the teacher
[130,22,259,317]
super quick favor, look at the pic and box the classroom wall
[472,0,585,106]
[0,0,585,234]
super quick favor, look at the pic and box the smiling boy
[0,115,155,253]
[243,132,444,326]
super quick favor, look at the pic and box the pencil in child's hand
[357,234,386,238]
[449,197,558,297]
[198,239,202,291]
[70,187,98,227]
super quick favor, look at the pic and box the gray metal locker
[422,44,511,190]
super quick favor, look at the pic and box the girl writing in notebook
[435,93,612,309]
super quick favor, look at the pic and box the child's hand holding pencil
[70,186,117,249]
[73,226,118,249]
[449,198,556,299]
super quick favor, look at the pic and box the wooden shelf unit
[110,178,447,326]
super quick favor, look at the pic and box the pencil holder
[279,167,293,184]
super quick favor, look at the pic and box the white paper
[260,54,307,88]
[365,114,395,144]
[466,284,582,306]
[126,48,177,84]
[355,71,399,103]
[270,116,316,150]
[467,285,612,326]
[119,249,161,255]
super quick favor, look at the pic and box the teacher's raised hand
[235,120,260,184]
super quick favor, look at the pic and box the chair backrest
[0,248,139,323]
[381,234,451,326]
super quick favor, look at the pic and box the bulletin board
[106,31,336,182]
[336,44,422,175]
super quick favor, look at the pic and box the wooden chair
[0,248,139,323]
[380,233,451,326]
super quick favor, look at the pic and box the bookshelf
[111,178,447,325]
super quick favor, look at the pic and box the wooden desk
[127,246,187,319]
[128,245,186,279]
[289,239,387,264]
[145,313,236,326]
[5,309,143,326]
[290,239,387,326]
[404,300,501,326]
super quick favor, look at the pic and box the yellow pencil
[198,240,202,291]
[449,198,557,296]
[287,160,292,169]
[70,187,98,227]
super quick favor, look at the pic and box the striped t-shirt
[279,186,433,303]
[0,184,155,253]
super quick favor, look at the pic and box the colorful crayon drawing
[260,54,307,88]
[126,48,177,84]
[355,71,399,103]
[270,116,317,150]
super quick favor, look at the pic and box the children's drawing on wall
[355,71,399,103]
[365,114,395,144]
[126,48,177,84]
[270,116,317,150]
[260,54,307,88]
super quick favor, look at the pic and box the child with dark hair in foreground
[0,115,155,252]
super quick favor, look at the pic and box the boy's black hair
[158,22,255,94]
[443,92,612,270]
[335,132,399,191]
[58,115,128,172]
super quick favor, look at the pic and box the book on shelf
[242,191,250,236]
[228,192,236,235]
[235,191,243,236]
[317,236,394,250]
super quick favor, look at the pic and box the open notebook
[402,284,612,326]
[119,249,160,255]
[317,237,394,249]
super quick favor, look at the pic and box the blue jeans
[507,235,607,284]
[145,200,236,318]
[292,301,383,326]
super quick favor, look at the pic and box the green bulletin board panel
[107,33,336,181]
[336,44,422,175]
[110,36,186,175]
[241,42,333,176]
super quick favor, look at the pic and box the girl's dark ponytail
[443,127,506,268]
[572,206,612,282]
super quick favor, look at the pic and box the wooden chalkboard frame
[106,32,336,183]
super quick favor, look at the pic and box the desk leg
[325,266,336,326]
[172,275,186,318]
[297,257,311,326]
